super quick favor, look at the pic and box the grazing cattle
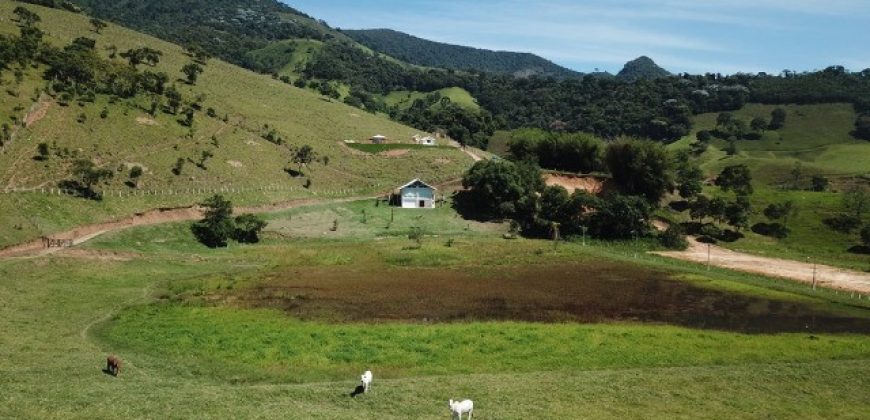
[449,399,474,419]
[106,355,122,376]
[360,370,373,393]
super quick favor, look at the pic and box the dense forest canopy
[343,29,580,79]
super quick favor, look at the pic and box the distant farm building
[392,179,437,209]
[370,134,387,144]
[413,134,437,146]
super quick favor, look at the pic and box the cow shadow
[349,384,365,398]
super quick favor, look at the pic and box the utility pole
[581,226,588,246]
[808,257,817,290]
[707,243,711,271]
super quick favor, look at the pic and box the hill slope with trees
[343,29,580,78]
[0,2,473,247]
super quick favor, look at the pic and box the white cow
[449,399,474,419]
[360,370,373,393]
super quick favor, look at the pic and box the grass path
[655,237,870,294]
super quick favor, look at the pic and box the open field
[2,196,870,418]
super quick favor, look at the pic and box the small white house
[413,134,437,146]
[396,179,437,209]
[370,134,387,144]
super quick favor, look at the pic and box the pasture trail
[655,237,870,294]
[0,196,372,259]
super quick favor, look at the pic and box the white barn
[396,179,437,209]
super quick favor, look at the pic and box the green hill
[668,103,870,270]
[0,2,474,248]
[343,28,580,78]
[384,87,480,112]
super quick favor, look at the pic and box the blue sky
[286,0,870,75]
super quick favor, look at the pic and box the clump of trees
[458,160,654,241]
[506,129,604,174]
[57,159,114,200]
[192,195,267,248]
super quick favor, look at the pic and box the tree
[605,139,674,204]
[861,225,870,248]
[90,18,107,34]
[191,195,235,248]
[842,186,869,218]
[674,150,703,199]
[13,7,41,28]
[725,196,752,231]
[750,117,767,132]
[811,176,829,192]
[856,114,870,140]
[788,162,803,190]
[233,214,267,244]
[715,165,753,195]
[696,130,712,143]
[36,142,49,160]
[70,159,113,199]
[182,63,203,85]
[708,197,727,225]
[461,159,543,219]
[292,145,315,173]
[659,224,688,250]
[589,194,651,239]
[128,166,143,188]
[164,85,182,114]
[764,201,797,227]
[690,195,711,222]
[769,107,787,129]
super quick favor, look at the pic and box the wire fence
[0,183,392,199]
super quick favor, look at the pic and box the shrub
[233,214,267,244]
[752,222,789,239]
[659,225,688,250]
[823,214,862,234]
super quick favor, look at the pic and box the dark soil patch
[209,263,870,334]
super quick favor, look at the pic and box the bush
[233,214,267,244]
[752,222,789,239]
[823,214,862,234]
[861,225,870,247]
[659,225,688,250]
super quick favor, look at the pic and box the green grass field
[2,199,869,418]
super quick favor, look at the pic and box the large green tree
[461,159,543,219]
[715,165,753,196]
[605,139,674,204]
[192,195,235,248]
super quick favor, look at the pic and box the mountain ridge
[343,28,581,79]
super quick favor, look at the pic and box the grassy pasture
[2,196,870,418]
[384,87,481,112]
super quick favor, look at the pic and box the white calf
[449,399,474,419]
[360,370,373,393]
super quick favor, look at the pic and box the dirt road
[0,197,366,259]
[655,237,870,294]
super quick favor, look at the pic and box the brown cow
[106,355,122,376]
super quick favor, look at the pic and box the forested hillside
[48,0,870,148]
[343,29,579,78]
[68,0,339,72]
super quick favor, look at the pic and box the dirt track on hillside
[0,197,365,259]
[655,237,870,294]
